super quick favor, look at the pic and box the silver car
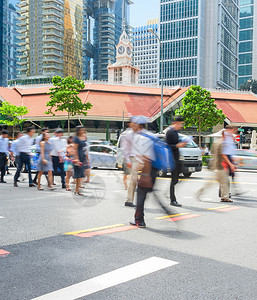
[89,145,117,169]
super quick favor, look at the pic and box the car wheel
[183,172,192,178]
[157,170,166,177]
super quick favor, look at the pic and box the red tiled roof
[216,100,257,124]
[211,91,257,101]
[1,84,257,125]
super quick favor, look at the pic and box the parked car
[88,145,117,169]
[233,149,257,170]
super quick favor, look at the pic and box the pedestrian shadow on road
[144,226,202,240]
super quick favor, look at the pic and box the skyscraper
[17,0,86,80]
[93,0,132,81]
[0,0,19,87]
[160,0,239,90]
[14,0,131,84]
[132,19,159,85]
[238,0,257,87]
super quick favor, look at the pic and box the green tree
[0,101,29,139]
[175,86,226,146]
[239,79,257,94]
[45,76,92,134]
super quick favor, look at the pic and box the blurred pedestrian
[0,130,9,183]
[122,118,139,207]
[120,125,131,190]
[37,132,54,190]
[83,132,91,183]
[196,131,235,202]
[223,125,241,195]
[64,136,74,191]
[73,126,87,195]
[166,116,187,207]
[129,116,156,228]
[14,127,36,187]
[33,127,49,184]
[10,132,24,182]
[51,128,66,188]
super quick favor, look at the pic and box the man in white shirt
[129,116,156,228]
[33,127,49,184]
[122,117,141,207]
[51,128,67,188]
[0,130,9,183]
[14,127,36,187]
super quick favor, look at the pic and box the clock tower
[108,30,140,85]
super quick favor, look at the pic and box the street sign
[235,135,240,142]
[238,128,244,132]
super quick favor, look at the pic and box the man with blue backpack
[129,115,174,228]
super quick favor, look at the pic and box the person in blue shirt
[10,132,24,182]
[0,130,9,183]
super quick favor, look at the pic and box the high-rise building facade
[0,0,19,86]
[132,19,159,85]
[17,0,86,80]
[15,0,131,84]
[160,0,239,90]
[238,0,257,87]
[93,0,132,81]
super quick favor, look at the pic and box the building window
[114,68,122,83]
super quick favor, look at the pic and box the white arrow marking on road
[32,257,178,300]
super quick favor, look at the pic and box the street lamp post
[247,79,252,92]
[148,28,164,133]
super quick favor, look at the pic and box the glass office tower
[93,0,131,81]
[0,0,19,86]
[15,0,132,83]
[238,0,257,87]
[132,19,159,85]
[160,0,239,90]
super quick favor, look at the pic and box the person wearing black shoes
[0,130,9,183]
[14,127,36,187]
[166,116,188,207]
[51,128,66,189]
[33,127,49,185]
[129,115,156,228]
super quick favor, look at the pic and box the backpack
[140,133,175,172]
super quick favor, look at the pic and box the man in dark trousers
[166,116,187,207]
[0,130,9,183]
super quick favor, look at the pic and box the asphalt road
[1,168,257,299]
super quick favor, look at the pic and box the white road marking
[203,198,212,200]
[0,216,4,219]
[32,257,178,300]
[183,196,192,199]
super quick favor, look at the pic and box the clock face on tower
[118,46,125,55]
[127,47,131,56]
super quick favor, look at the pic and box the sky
[130,0,160,28]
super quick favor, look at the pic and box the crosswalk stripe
[77,225,138,238]
[64,224,125,235]
[167,214,201,222]
[207,205,230,210]
[155,213,189,220]
[32,257,178,300]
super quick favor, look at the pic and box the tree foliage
[175,86,226,145]
[45,76,92,134]
[239,79,257,94]
[0,101,29,135]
